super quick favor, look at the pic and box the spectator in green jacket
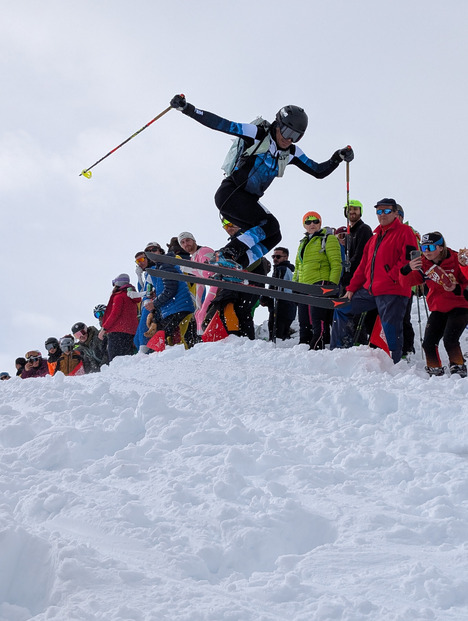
[294,210,342,348]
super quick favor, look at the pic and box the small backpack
[221,117,271,177]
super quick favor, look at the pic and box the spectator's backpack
[221,117,287,178]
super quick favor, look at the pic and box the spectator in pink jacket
[178,231,216,334]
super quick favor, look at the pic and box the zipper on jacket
[369,231,386,295]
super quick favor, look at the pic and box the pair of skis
[146,253,348,310]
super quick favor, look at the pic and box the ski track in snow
[1,333,468,621]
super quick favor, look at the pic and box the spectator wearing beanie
[99,274,140,361]
[294,211,342,349]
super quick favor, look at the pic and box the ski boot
[425,366,446,377]
[449,363,467,378]
[208,248,244,282]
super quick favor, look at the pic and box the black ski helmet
[71,321,87,335]
[275,105,308,142]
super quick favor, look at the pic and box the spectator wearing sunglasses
[336,201,377,346]
[200,219,269,339]
[294,211,342,349]
[21,351,49,378]
[331,198,419,363]
[44,337,62,375]
[400,232,468,377]
[169,93,353,270]
[99,274,140,361]
[260,247,297,341]
[396,204,420,359]
[71,322,108,373]
[340,200,373,289]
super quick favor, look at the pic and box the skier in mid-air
[169,93,354,268]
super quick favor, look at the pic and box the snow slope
[1,336,468,620]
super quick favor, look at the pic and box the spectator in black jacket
[260,247,297,341]
[340,200,373,289]
[340,199,376,344]
[45,337,62,375]
[15,357,26,377]
[71,322,108,373]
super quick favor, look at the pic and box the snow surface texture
[1,328,468,620]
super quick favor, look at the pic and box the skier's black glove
[170,94,187,111]
[464,287,468,301]
[334,146,354,163]
[340,146,354,162]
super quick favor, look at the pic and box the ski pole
[422,291,429,319]
[344,158,351,272]
[79,105,172,178]
[416,288,424,359]
[353,311,367,346]
[272,298,278,345]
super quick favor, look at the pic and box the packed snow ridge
[1,337,468,621]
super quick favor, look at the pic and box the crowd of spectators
[2,199,468,381]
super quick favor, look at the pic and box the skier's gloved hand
[170,94,187,111]
[334,146,354,162]
[135,265,143,278]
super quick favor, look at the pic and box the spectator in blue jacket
[143,245,195,348]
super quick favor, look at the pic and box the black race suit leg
[214,179,282,266]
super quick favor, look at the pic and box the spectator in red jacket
[331,198,419,363]
[400,232,468,377]
[99,274,139,361]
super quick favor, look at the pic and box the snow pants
[267,300,297,341]
[107,332,136,362]
[330,288,409,363]
[298,303,332,349]
[423,308,468,367]
[214,179,282,267]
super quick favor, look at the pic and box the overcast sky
[1,0,467,372]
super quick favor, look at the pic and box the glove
[135,265,143,277]
[335,146,354,162]
[170,93,187,111]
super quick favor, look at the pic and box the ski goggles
[135,256,146,265]
[376,208,394,215]
[74,329,87,339]
[222,218,234,228]
[304,218,320,225]
[45,342,58,351]
[27,356,41,363]
[278,123,303,143]
[421,241,443,253]
[94,310,105,319]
